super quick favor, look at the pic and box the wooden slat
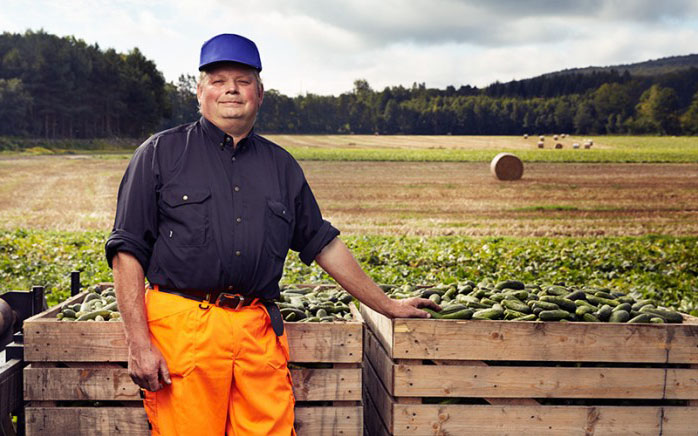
[286,322,362,363]
[361,304,698,363]
[294,406,363,436]
[363,354,395,434]
[23,321,127,362]
[24,298,362,363]
[434,359,541,405]
[25,406,149,436]
[24,365,361,402]
[363,385,391,436]
[391,403,698,435]
[364,326,395,395]
[25,406,359,436]
[395,364,698,400]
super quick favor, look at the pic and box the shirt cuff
[299,220,340,266]
[105,229,153,273]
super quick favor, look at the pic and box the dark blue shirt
[105,117,339,299]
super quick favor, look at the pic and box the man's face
[197,63,263,134]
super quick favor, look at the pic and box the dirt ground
[1,156,696,236]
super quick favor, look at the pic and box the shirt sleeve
[104,139,160,272]
[291,179,340,266]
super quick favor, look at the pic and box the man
[106,33,437,435]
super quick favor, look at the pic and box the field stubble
[0,156,696,237]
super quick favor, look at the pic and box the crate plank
[25,406,361,436]
[396,364,698,399]
[25,406,148,436]
[286,322,362,363]
[361,304,698,363]
[24,292,362,363]
[24,365,361,402]
[363,385,391,436]
[391,403,698,435]
[295,406,363,436]
[365,355,698,435]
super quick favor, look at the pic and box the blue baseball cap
[199,33,262,71]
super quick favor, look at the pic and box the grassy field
[2,230,696,313]
[7,134,698,162]
[1,156,696,236]
[264,134,698,162]
[1,135,696,310]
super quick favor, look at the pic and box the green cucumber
[582,313,600,322]
[639,307,683,323]
[538,310,571,321]
[608,310,630,323]
[441,309,475,320]
[586,295,620,307]
[596,305,613,321]
[502,299,531,314]
[627,314,653,324]
[472,308,504,320]
[495,280,525,291]
[539,296,576,312]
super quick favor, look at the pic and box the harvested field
[0,156,696,236]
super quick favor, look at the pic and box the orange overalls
[142,288,296,435]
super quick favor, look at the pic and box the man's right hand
[128,344,171,392]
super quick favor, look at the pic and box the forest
[1,30,697,139]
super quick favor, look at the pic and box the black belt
[154,287,284,336]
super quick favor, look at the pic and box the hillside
[543,54,698,77]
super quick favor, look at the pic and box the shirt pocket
[161,187,211,246]
[265,199,292,259]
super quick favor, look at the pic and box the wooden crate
[22,290,363,436]
[361,303,698,435]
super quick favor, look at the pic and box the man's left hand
[384,297,441,319]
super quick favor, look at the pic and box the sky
[2,0,698,96]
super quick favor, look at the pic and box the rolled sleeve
[291,180,340,266]
[105,140,159,273]
[298,220,340,266]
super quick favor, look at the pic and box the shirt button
[225,136,232,143]
[234,186,240,192]
[182,195,188,201]
[236,217,242,223]
[235,250,241,256]
[232,156,236,161]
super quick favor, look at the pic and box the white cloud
[1,0,697,96]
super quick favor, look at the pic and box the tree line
[1,30,697,139]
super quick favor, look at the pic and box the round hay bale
[553,134,559,141]
[490,152,523,181]
[555,143,563,149]
[539,135,545,141]
[523,133,528,139]
[572,142,580,149]
[584,143,592,149]
[537,141,544,148]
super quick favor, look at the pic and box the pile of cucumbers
[278,285,355,322]
[382,280,685,323]
[56,286,120,322]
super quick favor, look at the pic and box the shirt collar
[200,116,256,149]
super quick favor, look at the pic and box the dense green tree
[0,78,32,134]
[633,84,680,134]
[680,90,698,134]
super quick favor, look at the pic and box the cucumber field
[0,135,697,312]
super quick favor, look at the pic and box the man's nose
[225,82,239,94]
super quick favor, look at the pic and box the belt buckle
[215,293,244,309]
